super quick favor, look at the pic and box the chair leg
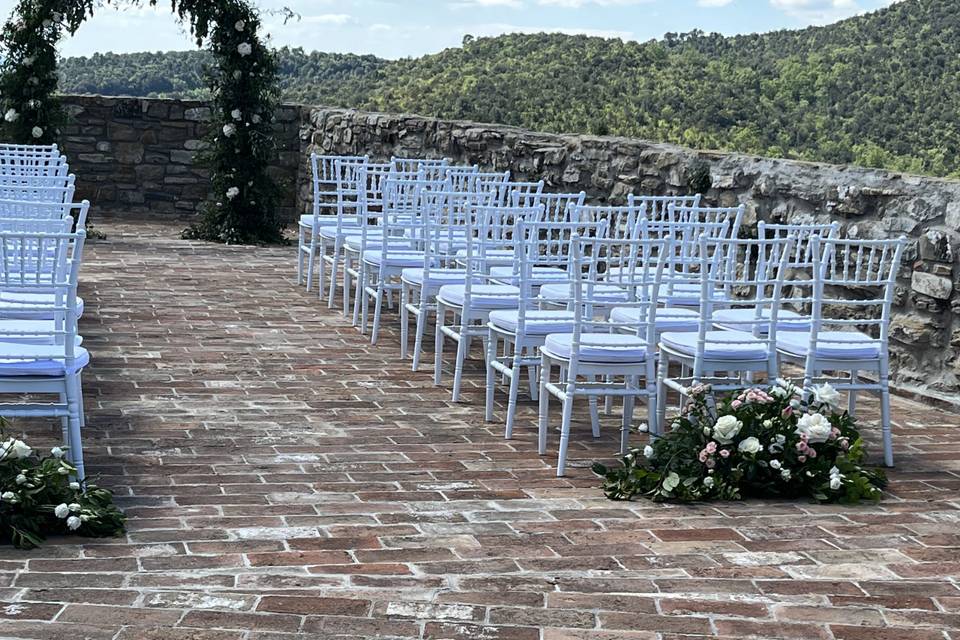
[504,348,523,438]
[327,245,340,308]
[306,240,317,293]
[58,391,69,452]
[588,391,601,438]
[622,376,635,456]
[656,353,669,435]
[485,331,497,423]
[413,299,428,372]
[848,370,858,418]
[557,391,576,477]
[297,228,306,286]
[538,355,551,455]
[400,284,410,359]
[66,375,85,482]
[316,237,327,299]
[604,375,614,415]
[434,303,446,385]
[452,323,469,402]
[527,363,538,401]
[880,374,894,468]
[371,279,385,345]
[359,268,370,334]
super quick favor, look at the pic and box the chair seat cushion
[542,333,649,363]
[0,343,89,376]
[777,330,881,360]
[347,236,407,252]
[401,268,470,287]
[489,266,569,286]
[538,282,628,303]
[318,223,365,239]
[300,215,357,229]
[455,248,515,267]
[362,251,425,267]
[438,284,521,309]
[662,283,729,307]
[0,319,82,345]
[610,306,700,332]
[712,308,811,333]
[0,293,84,319]
[661,330,771,360]
[489,310,575,335]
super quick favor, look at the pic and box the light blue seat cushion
[401,268,470,287]
[661,330,770,360]
[362,250,425,268]
[300,215,355,229]
[777,330,881,360]
[538,283,629,304]
[489,310,576,335]
[542,333,649,363]
[0,343,89,376]
[610,306,700,332]
[489,266,569,286]
[437,284,520,309]
[712,308,811,333]
[0,293,84,319]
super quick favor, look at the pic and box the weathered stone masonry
[59,95,304,221]
[55,96,960,403]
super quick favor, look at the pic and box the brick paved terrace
[0,220,958,640]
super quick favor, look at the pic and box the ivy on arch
[0,0,286,245]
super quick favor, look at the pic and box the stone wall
[59,95,303,220]
[303,107,960,404]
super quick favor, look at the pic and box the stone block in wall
[912,271,954,300]
[184,107,212,122]
[170,150,196,164]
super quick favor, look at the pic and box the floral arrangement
[593,380,887,504]
[0,0,94,144]
[0,431,125,549]
[0,0,286,245]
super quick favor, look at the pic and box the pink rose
[783,406,793,417]
[731,400,742,409]
[699,450,709,463]
[808,449,817,458]
[705,459,716,469]
[719,449,730,458]
[798,455,807,462]
[706,442,717,454]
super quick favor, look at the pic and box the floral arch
[0,0,286,244]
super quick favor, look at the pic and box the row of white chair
[0,144,90,479]
[298,155,906,475]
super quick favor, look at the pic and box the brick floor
[0,220,958,639]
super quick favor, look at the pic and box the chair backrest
[668,204,745,240]
[0,143,58,155]
[0,217,74,234]
[0,183,75,205]
[0,173,76,190]
[809,236,907,352]
[0,229,85,357]
[0,157,70,178]
[391,157,449,176]
[515,191,587,225]
[631,194,702,223]
[497,180,544,207]
[311,153,367,219]
[0,200,89,228]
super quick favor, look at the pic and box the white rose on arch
[222,123,237,137]
[226,187,240,199]
[811,383,841,408]
[711,415,743,445]
[737,437,762,455]
[4,109,19,123]
[32,126,43,139]
[796,413,833,444]
[231,109,242,121]
[237,42,253,57]
[235,20,246,31]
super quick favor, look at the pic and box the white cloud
[536,0,654,7]
[698,0,733,6]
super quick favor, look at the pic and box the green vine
[0,0,286,245]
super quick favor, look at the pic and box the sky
[0,0,903,60]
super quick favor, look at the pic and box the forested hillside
[58,0,960,177]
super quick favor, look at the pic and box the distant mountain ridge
[58,0,960,177]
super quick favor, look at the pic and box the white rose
[231,109,242,121]
[703,476,715,488]
[68,503,81,513]
[251,114,262,124]
[54,503,70,518]
[781,468,792,481]
[222,124,236,137]
[15,474,27,485]
[762,420,773,428]
[770,459,781,470]
[811,383,841,408]
[31,126,43,139]
[6,439,32,459]
[237,42,252,56]
[52,11,62,21]
[738,437,762,455]
[829,477,842,490]
[42,19,52,28]
[69,482,80,490]
[235,20,246,31]
[712,416,742,445]
[4,109,19,122]
[226,187,240,199]
[50,446,64,459]
[662,472,681,492]
[796,413,833,444]
[643,445,654,459]
[1,491,16,501]
[58,466,70,475]
[22,56,35,66]
[233,70,243,80]
[66,516,81,531]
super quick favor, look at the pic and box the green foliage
[0,426,125,549]
[0,0,286,245]
[0,0,94,144]
[58,0,960,178]
[592,381,887,505]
